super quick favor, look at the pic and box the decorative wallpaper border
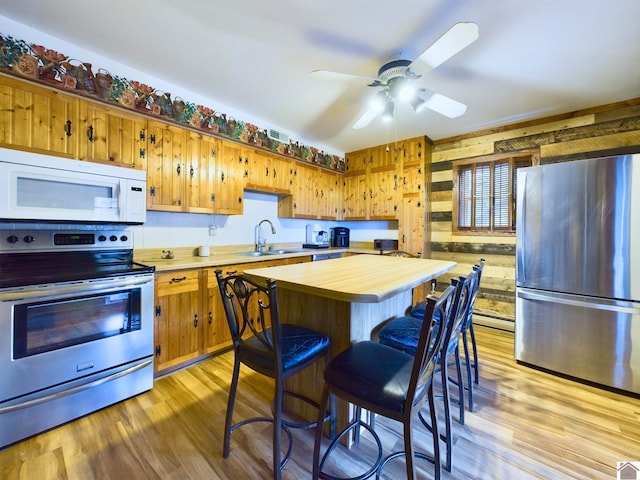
[0,33,345,172]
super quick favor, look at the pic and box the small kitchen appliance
[331,227,350,247]
[303,224,329,249]
[374,238,398,253]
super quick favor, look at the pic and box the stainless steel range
[0,228,155,448]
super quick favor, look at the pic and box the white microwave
[0,148,146,224]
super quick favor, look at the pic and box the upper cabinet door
[77,99,147,170]
[186,132,218,214]
[146,120,188,212]
[0,75,77,158]
[215,141,244,215]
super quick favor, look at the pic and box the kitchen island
[243,254,456,439]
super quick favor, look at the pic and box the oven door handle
[0,358,152,414]
[0,274,154,302]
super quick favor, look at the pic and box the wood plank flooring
[1,326,639,479]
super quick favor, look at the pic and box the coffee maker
[331,227,350,247]
[303,224,329,248]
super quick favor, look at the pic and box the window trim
[452,150,539,235]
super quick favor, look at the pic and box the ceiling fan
[312,22,479,129]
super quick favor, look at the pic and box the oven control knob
[109,235,118,242]
[98,235,107,242]
[7,234,19,244]
[23,235,35,244]
[120,235,128,242]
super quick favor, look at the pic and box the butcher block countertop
[244,255,457,303]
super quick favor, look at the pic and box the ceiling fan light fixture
[370,90,388,112]
[381,99,395,122]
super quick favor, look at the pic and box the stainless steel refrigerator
[515,154,640,394]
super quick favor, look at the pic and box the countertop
[134,244,383,272]
[243,255,457,303]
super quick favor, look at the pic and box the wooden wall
[427,98,640,330]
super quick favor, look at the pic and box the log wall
[427,98,640,329]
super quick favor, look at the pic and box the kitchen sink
[239,249,304,257]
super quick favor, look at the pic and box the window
[454,153,535,233]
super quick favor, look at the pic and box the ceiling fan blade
[424,93,467,118]
[311,69,378,84]
[353,107,380,129]
[414,22,479,72]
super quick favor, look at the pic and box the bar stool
[215,270,334,480]
[312,282,461,480]
[409,259,485,411]
[377,272,473,473]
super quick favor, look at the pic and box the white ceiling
[1,0,639,154]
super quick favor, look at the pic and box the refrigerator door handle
[516,170,527,284]
[517,289,640,315]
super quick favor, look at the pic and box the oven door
[0,273,154,403]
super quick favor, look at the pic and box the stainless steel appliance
[515,154,640,394]
[330,227,349,247]
[0,228,155,448]
[303,224,329,248]
[0,147,146,224]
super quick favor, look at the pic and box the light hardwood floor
[1,326,638,479]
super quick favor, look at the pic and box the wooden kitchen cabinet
[0,74,77,158]
[146,119,189,211]
[343,173,368,220]
[76,99,147,170]
[317,169,342,220]
[244,148,291,194]
[279,161,316,218]
[398,136,426,258]
[215,140,245,214]
[342,144,400,220]
[154,269,203,373]
[186,132,218,214]
[369,166,399,219]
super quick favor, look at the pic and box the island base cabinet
[278,287,413,446]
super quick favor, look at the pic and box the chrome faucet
[255,219,276,252]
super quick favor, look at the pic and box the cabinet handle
[220,172,225,182]
[190,166,194,178]
[87,125,94,142]
[176,164,181,176]
[170,276,187,283]
[208,311,213,324]
[273,168,277,179]
[140,131,145,141]
[139,148,145,158]
[65,120,72,137]
[150,134,156,144]
[265,167,269,177]
[193,314,199,327]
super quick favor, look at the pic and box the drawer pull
[170,276,187,283]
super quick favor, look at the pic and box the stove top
[0,229,154,289]
[0,250,155,289]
